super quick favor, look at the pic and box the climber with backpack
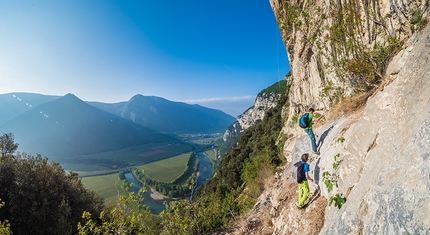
[299,108,324,155]
[293,153,314,209]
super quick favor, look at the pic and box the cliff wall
[270,0,428,121]
[264,0,429,234]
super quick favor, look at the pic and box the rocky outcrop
[270,0,428,122]
[222,93,278,141]
[223,79,289,141]
[315,23,430,235]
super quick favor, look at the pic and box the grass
[81,173,123,204]
[204,149,217,162]
[328,91,372,119]
[136,152,192,183]
[62,143,193,168]
[62,163,111,175]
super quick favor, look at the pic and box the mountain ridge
[0,93,177,158]
[91,94,235,134]
[0,92,235,135]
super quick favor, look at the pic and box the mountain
[90,95,236,134]
[0,94,176,158]
[0,92,236,135]
[0,93,60,125]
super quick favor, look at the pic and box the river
[124,150,213,214]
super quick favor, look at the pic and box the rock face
[255,18,430,235]
[315,23,430,235]
[222,93,279,141]
[223,79,288,142]
[270,0,428,121]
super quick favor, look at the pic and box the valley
[65,135,221,211]
[0,92,230,215]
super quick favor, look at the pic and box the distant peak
[60,93,84,103]
[131,94,144,98]
[129,94,165,102]
[64,93,76,97]
[129,94,146,101]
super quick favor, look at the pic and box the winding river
[124,150,213,214]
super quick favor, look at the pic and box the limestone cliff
[223,79,289,142]
[270,0,428,121]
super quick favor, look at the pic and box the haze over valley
[0,92,235,164]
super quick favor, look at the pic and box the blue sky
[0,0,289,117]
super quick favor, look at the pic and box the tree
[0,153,104,235]
[0,200,11,235]
[78,188,160,235]
[0,133,18,157]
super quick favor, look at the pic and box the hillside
[0,94,176,159]
[90,94,236,134]
[0,93,59,125]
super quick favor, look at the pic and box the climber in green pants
[297,153,314,208]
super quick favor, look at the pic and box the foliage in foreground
[0,134,104,235]
[78,84,290,234]
[0,200,11,235]
[78,189,161,235]
[0,154,104,235]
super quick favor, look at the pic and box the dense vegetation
[257,77,288,96]
[0,134,104,235]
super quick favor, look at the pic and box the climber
[304,108,324,155]
[297,153,314,209]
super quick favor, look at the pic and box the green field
[62,163,111,175]
[136,152,192,182]
[69,139,210,209]
[81,143,192,164]
[81,173,123,204]
[204,149,218,162]
[61,143,193,172]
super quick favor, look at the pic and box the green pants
[297,180,310,208]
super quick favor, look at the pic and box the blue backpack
[298,113,309,128]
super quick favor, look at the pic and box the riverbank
[148,187,168,200]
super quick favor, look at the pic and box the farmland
[65,137,218,209]
[80,173,123,204]
[62,163,111,175]
[136,153,192,183]
[62,142,193,172]
[204,149,218,162]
